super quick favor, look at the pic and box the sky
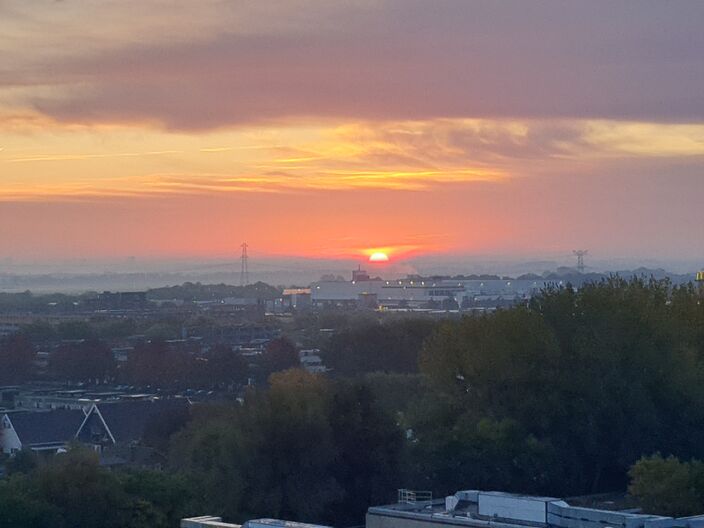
[1,0,703,269]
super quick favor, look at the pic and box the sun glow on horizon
[369,252,390,263]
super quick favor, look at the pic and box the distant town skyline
[1,1,703,262]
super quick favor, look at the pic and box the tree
[0,475,63,528]
[418,279,704,494]
[142,404,191,452]
[170,370,404,525]
[261,337,299,377]
[0,447,202,528]
[327,380,404,524]
[118,469,201,527]
[123,341,193,388]
[49,340,116,382]
[629,455,704,517]
[0,334,35,384]
[4,449,38,476]
[35,449,135,528]
[21,320,57,342]
[324,318,437,376]
[56,321,95,340]
[205,344,249,386]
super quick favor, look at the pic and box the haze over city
[2,0,703,275]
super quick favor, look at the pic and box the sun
[369,252,389,263]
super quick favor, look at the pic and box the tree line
[0,334,299,388]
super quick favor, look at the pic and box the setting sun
[369,252,390,263]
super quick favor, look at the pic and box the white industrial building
[185,489,704,528]
[367,489,704,528]
[310,269,564,310]
[181,518,330,528]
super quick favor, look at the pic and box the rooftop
[367,489,704,528]
[5,408,85,447]
[181,518,331,528]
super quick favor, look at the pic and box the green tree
[170,370,404,525]
[324,318,437,376]
[5,449,38,476]
[629,455,704,517]
[419,278,704,494]
[36,449,135,528]
[118,469,201,527]
[0,475,63,528]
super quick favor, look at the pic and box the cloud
[2,117,703,202]
[2,1,703,130]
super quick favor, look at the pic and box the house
[76,398,190,449]
[0,409,86,454]
[298,349,328,374]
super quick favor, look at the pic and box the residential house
[76,398,190,449]
[0,409,85,454]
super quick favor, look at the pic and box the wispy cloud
[5,150,181,163]
[2,118,703,202]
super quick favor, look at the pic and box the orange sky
[1,1,704,264]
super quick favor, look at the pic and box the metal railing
[398,489,433,504]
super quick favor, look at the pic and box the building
[367,489,704,528]
[181,518,331,528]
[298,348,327,374]
[0,324,20,337]
[76,398,190,449]
[282,288,312,310]
[184,324,279,347]
[184,489,704,528]
[0,409,85,454]
[83,291,149,312]
[310,270,560,310]
[11,386,131,411]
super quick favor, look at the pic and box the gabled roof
[7,409,85,446]
[90,399,189,444]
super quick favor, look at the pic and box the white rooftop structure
[367,489,704,528]
[311,270,561,309]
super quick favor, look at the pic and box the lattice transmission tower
[573,249,588,273]
[240,242,249,286]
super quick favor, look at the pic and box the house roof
[8,409,85,446]
[93,399,189,444]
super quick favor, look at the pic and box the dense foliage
[628,455,704,517]
[169,370,403,525]
[0,334,35,384]
[0,449,200,528]
[146,281,281,301]
[323,317,438,375]
[416,278,704,494]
